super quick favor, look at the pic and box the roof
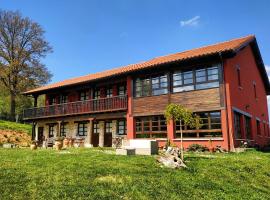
[24,35,266,95]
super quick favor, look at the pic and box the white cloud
[180,16,200,27]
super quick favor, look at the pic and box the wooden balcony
[23,96,128,120]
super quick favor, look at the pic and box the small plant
[188,144,208,152]
[239,141,248,148]
[164,103,202,160]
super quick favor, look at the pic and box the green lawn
[0,120,31,135]
[0,149,269,200]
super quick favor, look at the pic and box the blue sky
[1,0,270,84]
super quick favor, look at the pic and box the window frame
[256,119,261,136]
[49,96,56,105]
[79,91,89,101]
[135,116,167,138]
[105,121,113,134]
[236,66,242,87]
[134,74,168,97]
[244,116,252,140]
[106,87,113,98]
[93,89,100,99]
[118,85,126,96]
[60,123,67,137]
[48,124,54,138]
[93,122,99,134]
[175,111,222,138]
[253,82,257,100]
[117,120,126,135]
[172,64,220,93]
[60,94,68,104]
[77,122,88,137]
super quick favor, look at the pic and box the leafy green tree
[0,10,52,121]
[164,103,201,161]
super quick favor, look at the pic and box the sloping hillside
[0,120,31,146]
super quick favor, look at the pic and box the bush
[188,144,209,152]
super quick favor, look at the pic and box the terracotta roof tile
[24,35,255,94]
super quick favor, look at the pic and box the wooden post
[31,122,37,140]
[85,118,94,147]
[57,121,61,137]
[33,95,38,107]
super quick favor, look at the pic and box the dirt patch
[0,130,31,146]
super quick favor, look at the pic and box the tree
[164,103,201,161]
[0,10,52,121]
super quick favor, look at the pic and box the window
[175,111,222,138]
[49,96,56,105]
[117,120,126,135]
[48,125,54,138]
[60,123,67,137]
[195,66,219,90]
[173,64,220,93]
[118,85,126,96]
[245,116,252,140]
[236,66,241,87]
[93,89,100,99]
[134,75,168,97]
[106,88,113,97]
[173,71,194,92]
[256,120,261,136]
[93,122,99,134]
[135,116,167,138]
[253,82,257,99]
[234,112,242,139]
[77,122,87,136]
[60,94,68,104]
[152,75,168,95]
[105,122,112,133]
[79,91,89,101]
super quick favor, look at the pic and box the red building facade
[23,35,270,151]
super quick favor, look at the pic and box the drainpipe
[219,52,231,151]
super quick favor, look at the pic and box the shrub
[188,144,209,152]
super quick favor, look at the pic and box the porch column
[31,122,37,140]
[112,120,117,147]
[85,118,94,147]
[57,121,61,137]
[126,76,135,139]
[33,95,38,107]
[167,119,175,141]
[99,121,105,147]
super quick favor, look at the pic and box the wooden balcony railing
[23,95,127,120]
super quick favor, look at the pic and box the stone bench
[116,148,136,155]
[125,140,159,155]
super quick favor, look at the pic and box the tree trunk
[10,92,16,121]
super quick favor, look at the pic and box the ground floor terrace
[31,107,270,151]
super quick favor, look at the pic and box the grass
[0,120,31,135]
[0,149,269,200]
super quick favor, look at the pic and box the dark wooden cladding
[133,94,169,115]
[24,96,127,120]
[170,88,221,111]
[133,88,221,115]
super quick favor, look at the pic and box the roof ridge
[68,35,255,81]
[149,35,255,60]
[23,35,256,94]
